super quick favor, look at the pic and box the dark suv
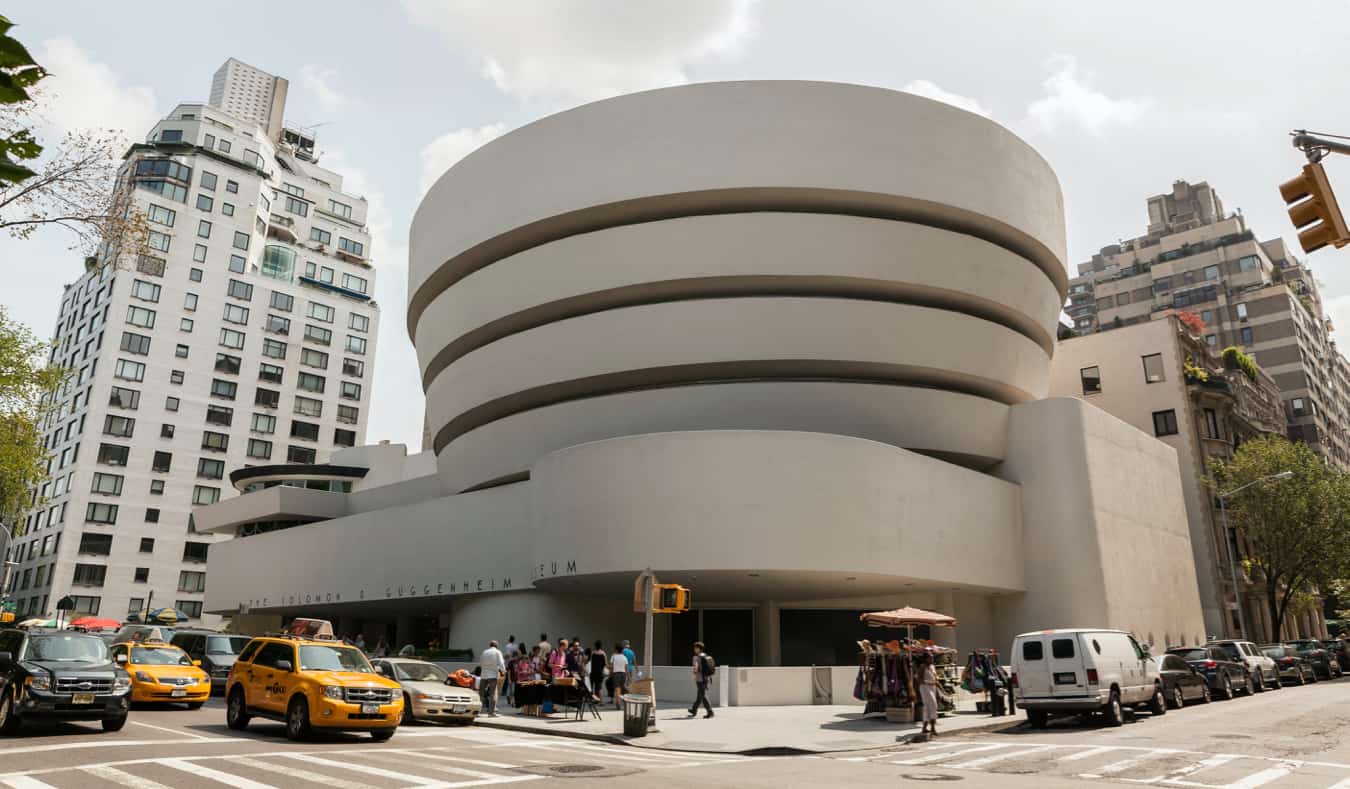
[1166,646,1253,698]
[1287,639,1342,680]
[0,629,131,733]
[170,630,252,694]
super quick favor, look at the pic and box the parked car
[1206,639,1280,691]
[171,630,252,695]
[372,658,481,725]
[1166,646,1252,698]
[1011,629,1165,729]
[1151,654,1210,708]
[1260,644,1314,685]
[1323,638,1350,673]
[0,628,131,733]
[1287,639,1342,680]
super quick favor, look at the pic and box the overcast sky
[5,0,1350,449]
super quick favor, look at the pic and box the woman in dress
[589,641,608,702]
[919,653,940,737]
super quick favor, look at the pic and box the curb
[469,713,1026,755]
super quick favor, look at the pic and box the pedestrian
[504,635,520,660]
[589,641,608,701]
[548,638,568,680]
[566,640,588,693]
[502,636,519,701]
[919,653,939,737]
[529,645,544,682]
[354,633,366,652]
[537,633,551,655]
[479,639,506,717]
[622,641,637,677]
[689,641,715,718]
[374,636,389,658]
[609,642,628,708]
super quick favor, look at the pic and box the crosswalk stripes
[80,765,175,789]
[227,756,379,789]
[158,758,280,789]
[1,777,57,789]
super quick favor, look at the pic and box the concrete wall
[995,398,1206,650]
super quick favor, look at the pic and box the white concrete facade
[209,58,288,140]
[202,82,1205,662]
[6,63,379,627]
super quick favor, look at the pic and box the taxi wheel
[286,696,312,741]
[0,689,21,735]
[101,714,128,733]
[226,687,251,730]
[370,727,395,741]
[401,694,415,726]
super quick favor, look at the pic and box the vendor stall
[855,607,959,721]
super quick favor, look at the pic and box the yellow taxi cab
[110,635,210,708]
[224,618,403,741]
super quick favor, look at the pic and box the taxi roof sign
[284,618,335,639]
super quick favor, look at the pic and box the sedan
[1167,646,1252,699]
[1288,639,1342,680]
[373,658,481,725]
[1261,644,1315,685]
[1152,654,1210,708]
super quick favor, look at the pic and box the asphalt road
[0,675,1346,788]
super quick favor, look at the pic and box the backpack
[700,654,716,677]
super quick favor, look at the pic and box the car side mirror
[275,660,293,672]
[0,651,11,663]
[115,654,127,664]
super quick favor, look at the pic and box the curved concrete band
[409,80,1067,339]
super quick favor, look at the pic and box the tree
[0,15,146,260]
[0,306,66,535]
[0,14,46,186]
[1209,436,1350,639]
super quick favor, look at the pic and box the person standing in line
[502,636,520,701]
[689,641,715,718]
[919,653,939,737]
[609,642,629,709]
[478,640,506,717]
[548,638,569,680]
[537,633,552,656]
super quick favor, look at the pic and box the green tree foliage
[0,306,65,534]
[1210,436,1350,639]
[1221,346,1258,382]
[0,15,46,186]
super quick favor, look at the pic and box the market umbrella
[69,616,120,629]
[18,618,56,628]
[147,607,190,624]
[859,607,958,629]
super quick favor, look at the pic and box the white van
[1011,629,1165,728]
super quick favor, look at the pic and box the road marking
[1125,754,1238,785]
[128,719,218,740]
[418,751,520,769]
[0,738,231,758]
[1225,765,1296,789]
[1059,746,1120,762]
[81,766,175,789]
[948,744,1058,769]
[363,751,503,780]
[281,752,457,786]
[1,777,57,789]
[1080,749,1183,778]
[158,758,279,789]
[1323,778,1350,789]
[228,757,384,789]
[891,743,1011,765]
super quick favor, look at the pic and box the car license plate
[361,702,380,714]
[72,693,95,704]
[1054,672,1077,685]
[451,705,467,714]
[171,688,186,698]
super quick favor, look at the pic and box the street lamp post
[1217,470,1293,640]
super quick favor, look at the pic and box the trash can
[622,694,652,737]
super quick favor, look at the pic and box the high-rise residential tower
[209,58,289,140]
[4,59,379,628]
[1066,179,1350,467]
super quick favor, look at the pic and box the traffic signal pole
[1293,130,1350,162]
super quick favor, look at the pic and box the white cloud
[298,64,353,113]
[33,38,158,141]
[901,80,991,118]
[402,0,755,103]
[1026,54,1153,136]
[418,122,509,197]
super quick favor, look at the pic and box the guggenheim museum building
[201,81,1205,666]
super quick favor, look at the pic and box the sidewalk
[471,697,1024,754]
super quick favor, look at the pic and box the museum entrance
[669,608,755,666]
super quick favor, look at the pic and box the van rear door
[1046,634,1088,696]
[1016,636,1053,699]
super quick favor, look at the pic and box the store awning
[860,606,957,628]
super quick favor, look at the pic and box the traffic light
[652,584,692,613]
[1280,162,1350,253]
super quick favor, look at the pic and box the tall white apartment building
[209,58,288,140]
[4,60,379,628]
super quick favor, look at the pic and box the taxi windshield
[298,645,374,673]
[131,647,192,666]
[394,662,448,682]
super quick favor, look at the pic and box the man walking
[478,640,506,717]
[689,641,715,718]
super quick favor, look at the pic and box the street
[0,677,1347,788]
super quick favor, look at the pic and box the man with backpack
[689,641,715,718]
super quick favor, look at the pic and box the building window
[254,388,280,408]
[266,314,291,334]
[108,386,139,410]
[300,348,328,369]
[165,396,180,412]
[78,533,113,555]
[226,179,238,193]
[294,396,323,417]
[205,405,233,426]
[102,415,135,438]
[303,325,332,345]
[131,279,161,303]
[125,306,156,328]
[289,420,320,441]
[1238,255,1260,272]
[147,204,176,227]
[297,372,325,393]
[227,279,254,301]
[1236,303,1249,322]
[1080,366,1101,395]
[196,194,214,212]
[270,291,294,312]
[349,313,369,333]
[197,458,225,479]
[1206,334,1217,346]
[1240,326,1254,345]
[222,303,249,325]
[114,359,146,382]
[334,428,356,447]
[197,219,212,239]
[340,381,361,400]
[218,328,245,350]
[201,431,229,452]
[338,237,363,256]
[183,542,209,563]
[247,438,273,459]
[310,227,331,245]
[1142,353,1165,383]
[251,412,277,433]
[178,571,207,593]
[189,267,203,282]
[336,405,359,424]
[209,379,238,400]
[70,596,100,615]
[192,485,220,506]
[233,231,250,251]
[151,451,172,473]
[328,199,352,219]
[174,343,189,359]
[1203,264,1220,280]
[89,473,123,496]
[222,202,234,216]
[261,245,295,281]
[342,358,364,378]
[180,318,194,333]
[144,508,159,523]
[85,502,118,524]
[229,255,246,274]
[1203,408,1222,440]
[341,273,368,294]
[72,563,107,587]
[159,129,183,142]
[307,302,334,323]
[346,335,366,355]
[200,171,217,191]
[1290,397,1310,418]
[283,195,308,216]
[149,480,164,495]
[139,538,154,553]
[287,445,316,464]
[214,353,241,375]
[1153,277,1171,294]
[262,338,287,359]
[1152,409,1179,437]
[119,332,151,355]
[134,567,149,583]
[258,363,284,383]
[147,230,171,253]
[160,423,175,438]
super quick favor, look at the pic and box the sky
[5,0,1350,450]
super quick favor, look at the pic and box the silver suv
[1206,639,1280,691]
